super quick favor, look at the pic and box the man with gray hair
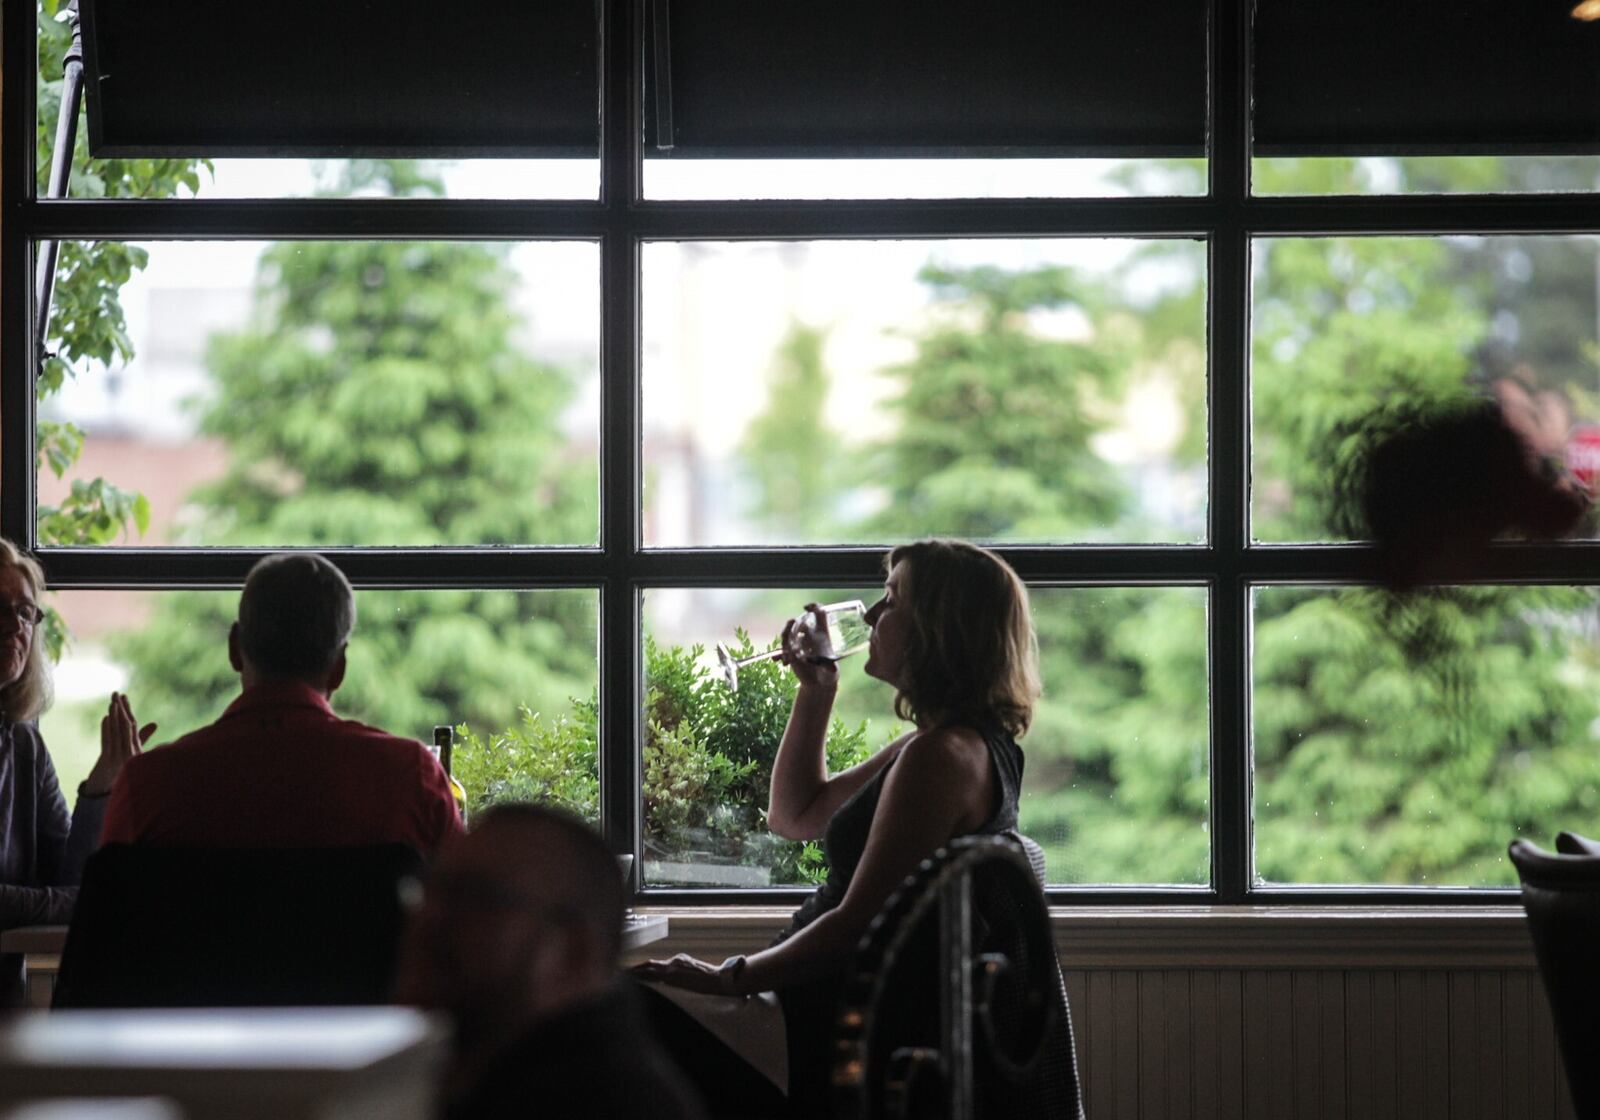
[101,553,461,854]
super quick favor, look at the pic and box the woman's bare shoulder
[897,724,990,775]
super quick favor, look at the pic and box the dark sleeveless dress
[772,720,1026,1112]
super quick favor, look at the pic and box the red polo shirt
[100,681,463,855]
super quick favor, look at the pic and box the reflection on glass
[1252,234,1600,543]
[642,239,1208,547]
[1252,585,1600,887]
[642,585,1210,888]
[39,240,600,548]
[37,589,599,817]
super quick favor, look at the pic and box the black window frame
[6,0,1597,906]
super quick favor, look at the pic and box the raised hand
[85,691,156,796]
[781,604,839,690]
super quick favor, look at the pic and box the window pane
[1252,235,1600,543]
[38,241,600,548]
[39,588,598,819]
[1252,585,1600,887]
[1253,1,1600,197]
[1023,587,1210,887]
[640,584,1209,889]
[646,159,1204,202]
[101,160,600,202]
[1253,156,1600,199]
[642,239,1207,547]
[641,586,898,888]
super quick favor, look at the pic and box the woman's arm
[766,606,914,840]
[766,686,911,841]
[0,726,78,926]
[0,882,77,927]
[744,728,991,991]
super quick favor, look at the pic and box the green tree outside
[113,163,599,743]
[34,0,207,569]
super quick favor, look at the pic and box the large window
[11,1,1600,902]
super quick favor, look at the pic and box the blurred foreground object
[1344,393,1591,590]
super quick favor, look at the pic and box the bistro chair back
[834,835,1084,1120]
[1509,837,1600,1119]
[54,842,422,1009]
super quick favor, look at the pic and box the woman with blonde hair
[635,538,1056,1116]
[0,538,151,1005]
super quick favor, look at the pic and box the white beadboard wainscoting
[629,906,1576,1120]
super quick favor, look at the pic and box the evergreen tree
[849,261,1212,883]
[864,264,1129,541]
[113,163,599,741]
[737,322,839,538]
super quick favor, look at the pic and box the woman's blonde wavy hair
[0,539,52,723]
[885,538,1041,737]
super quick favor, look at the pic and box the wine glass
[716,600,871,691]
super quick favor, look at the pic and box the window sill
[631,904,1536,970]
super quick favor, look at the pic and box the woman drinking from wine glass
[633,538,1048,1117]
[0,538,151,1006]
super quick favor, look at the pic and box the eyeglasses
[0,601,43,627]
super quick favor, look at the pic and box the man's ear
[228,623,244,673]
[326,646,348,695]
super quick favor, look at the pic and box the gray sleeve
[0,724,82,929]
[25,724,73,887]
[0,882,77,927]
[60,789,108,886]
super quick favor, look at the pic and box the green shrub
[453,634,874,885]
[452,700,599,822]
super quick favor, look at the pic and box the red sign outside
[1565,423,1600,492]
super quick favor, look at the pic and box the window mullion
[598,0,646,876]
[2,0,38,549]
[1208,0,1253,903]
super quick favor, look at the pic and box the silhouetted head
[230,552,355,688]
[393,803,625,1054]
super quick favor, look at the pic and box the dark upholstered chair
[834,835,1084,1120]
[1509,837,1600,1120]
[53,842,422,1009]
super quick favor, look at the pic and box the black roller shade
[645,0,1209,158]
[78,0,599,158]
[1255,0,1600,157]
[71,0,1600,162]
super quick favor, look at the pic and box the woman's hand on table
[84,691,156,796]
[630,953,748,997]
